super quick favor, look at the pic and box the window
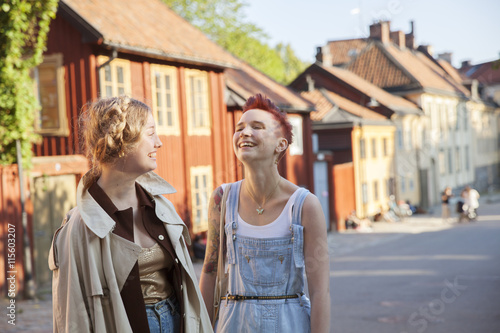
[33,53,69,136]
[371,138,377,158]
[463,105,468,131]
[400,176,406,193]
[360,138,366,159]
[397,129,403,150]
[409,179,414,191]
[455,147,461,172]
[98,57,131,97]
[362,183,368,204]
[383,138,388,156]
[447,148,453,174]
[465,146,470,171]
[151,65,179,135]
[190,166,213,233]
[439,149,446,175]
[373,181,379,201]
[405,127,412,149]
[385,179,390,196]
[289,116,303,155]
[185,69,211,135]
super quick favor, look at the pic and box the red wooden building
[0,0,314,295]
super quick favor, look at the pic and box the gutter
[103,42,238,70]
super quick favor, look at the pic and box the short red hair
[242,94,293,162]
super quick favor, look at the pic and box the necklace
[245,176,281,215]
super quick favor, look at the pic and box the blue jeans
[145,295,181,333]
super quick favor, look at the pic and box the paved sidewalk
[3,192,498,332]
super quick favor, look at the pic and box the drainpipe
[16,140,35,299]
[96,48,118,93]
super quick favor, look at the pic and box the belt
[221,293,303,301]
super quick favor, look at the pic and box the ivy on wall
[0,0,58,166]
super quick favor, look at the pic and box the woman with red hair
[200,94,330,332]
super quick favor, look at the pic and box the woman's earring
[119,151,125,158]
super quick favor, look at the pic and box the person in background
[466,185,480,221]
[49,96,212,333]
[441,186,453,223]
[199,94,330,332]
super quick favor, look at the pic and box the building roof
[302,89,387,123]
[325,38,469,97]
[60,0,237,68]
[317,63,421,115]
[437,59,464,84]
[460,60,500,85]
[225,59,314,113]
[326,38,369,65]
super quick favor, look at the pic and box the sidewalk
[2,192,499,332]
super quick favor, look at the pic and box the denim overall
[217,180,311,333]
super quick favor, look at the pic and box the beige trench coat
[49,172,212,333]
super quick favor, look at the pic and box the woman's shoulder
[54,207,95,242]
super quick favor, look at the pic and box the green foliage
[162,0,308,84]
[0,0,58,166]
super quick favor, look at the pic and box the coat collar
[77,171,180,239]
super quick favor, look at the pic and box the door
[313,161,330,231]
[32,174,76,291]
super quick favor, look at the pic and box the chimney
[306,75,315,92]
[418,44,433,56]
[316,45,332,66]
[390,30,406,48]
[405,20,415,49]
[370,21,391,44]
[461,60,471,69]
[437,52,453,64]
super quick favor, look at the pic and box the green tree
[162,0,307,84]
[0,0,58,166]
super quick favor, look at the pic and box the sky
[244,0,500,68]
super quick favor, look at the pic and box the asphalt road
[330,201,500,333]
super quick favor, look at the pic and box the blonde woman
[49,96,212,333]
[200,94,330,332]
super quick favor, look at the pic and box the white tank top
[222,183,300,238]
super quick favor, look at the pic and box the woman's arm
[302,194,331,333]
[199,186,223,322]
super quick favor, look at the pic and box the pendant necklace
[245,176,281,215]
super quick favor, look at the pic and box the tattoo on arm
[202,186,224,274]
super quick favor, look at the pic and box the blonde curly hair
[80,96,151,189]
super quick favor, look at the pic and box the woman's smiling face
[123,112,162,175]
[233,109,283,163]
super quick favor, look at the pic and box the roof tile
[62,0,237,67]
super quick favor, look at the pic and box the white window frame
[34,53,69,136]
[289,116,303,156]
[185,69,211,136]
[98,56,131,97]
[150,65,180,135]
[190,165,213,233]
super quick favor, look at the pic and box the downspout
[96,48,118,93]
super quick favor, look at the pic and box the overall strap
[291,187,310,268]
[224,180,242,265]
[291,188,310,226]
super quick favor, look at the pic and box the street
[1,198,499,333]
[329,199,500,333]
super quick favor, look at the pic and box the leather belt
[221,293,303,301]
